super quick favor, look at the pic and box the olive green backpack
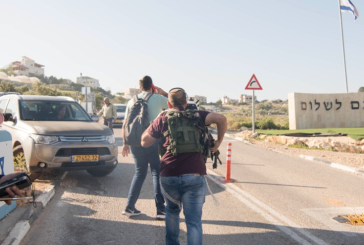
[160,109,207,157]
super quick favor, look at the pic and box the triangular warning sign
[245,74,263,90]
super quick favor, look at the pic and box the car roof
[114,104,127,106]
[0,94,75,102]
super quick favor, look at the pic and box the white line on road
[206,170,329,245]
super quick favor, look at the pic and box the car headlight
[106,135,115,144]
[30,134,59,145]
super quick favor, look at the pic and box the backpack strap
[143,92,153,102]
[132,95,138,104]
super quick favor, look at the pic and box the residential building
[124,88,141,99]
[12,56,44,76]
[239,94,256,103]
[188,95,207,103]
[76,75,100,88]
[221,96,230,105]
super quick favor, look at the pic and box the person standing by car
[141,87,227,245]
[121,75,168,219]
[98,97,117,132]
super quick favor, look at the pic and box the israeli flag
[340,0,360,20]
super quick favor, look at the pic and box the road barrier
[223,142,234,183]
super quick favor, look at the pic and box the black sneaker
[156,210,166,220]
[122,207,141,217]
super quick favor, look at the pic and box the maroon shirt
[147,109,210,177]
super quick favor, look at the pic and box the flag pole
[338,0,349,93]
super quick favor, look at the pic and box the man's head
[104,97,110,105]
[168,87,187,109]
[139,76,153,91]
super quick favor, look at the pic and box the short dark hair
[168,89,187,107]
[139,76,152,91]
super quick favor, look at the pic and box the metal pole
[252,90,255,133]
[338,0,349,93]
[85,86,88,113]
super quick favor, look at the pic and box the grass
[257,128,364,141]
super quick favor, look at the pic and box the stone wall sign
[288,92,364,129]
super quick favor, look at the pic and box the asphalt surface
[2,127,364,245]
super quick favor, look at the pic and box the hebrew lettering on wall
[301,102,307,110]
[323,102,332,111]
[351,101,359,110]
[300,99,362,111]
[335,99,342,110]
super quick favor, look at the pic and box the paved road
[20,127,364,245]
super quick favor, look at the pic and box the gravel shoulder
[248,136,364,171]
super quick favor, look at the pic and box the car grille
[55,148,111,156]
[59,136,106,142]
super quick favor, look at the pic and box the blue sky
[0,0,363,102]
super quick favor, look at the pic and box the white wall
[289,92,364,129]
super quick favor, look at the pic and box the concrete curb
[211,129,364,177]
[299,155,364,176]
[1,172,68,245]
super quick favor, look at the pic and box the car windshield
[20,100,91,121]
[116,105,126,113]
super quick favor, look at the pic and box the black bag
[123,93,153,146]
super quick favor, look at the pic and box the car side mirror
[91,114,99,122]
[3,113,14,122]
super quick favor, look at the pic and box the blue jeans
[161,175,206,245]
[126,141,165,211]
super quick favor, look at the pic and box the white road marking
[207,170,329,245]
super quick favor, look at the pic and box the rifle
[204,133,222,169]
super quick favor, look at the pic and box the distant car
[0,94,118,178]
[186,101,198,110]
[113,104,127,127]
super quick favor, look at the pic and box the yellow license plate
[72,155,99,162]
[115,120,122,123]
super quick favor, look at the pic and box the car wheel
[13,145,28,173]
[13,145,41,181]
[86,165,117,177]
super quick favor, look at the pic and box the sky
[0,0,363,102]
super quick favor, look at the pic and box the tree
[0,64,14,76]
[24,81,62,96]
[216,99,222,106]
[0,81,16,92]
[359,87,364,92]
[95,93,104,109]
[112,96,128,104]
[15,85,30,94]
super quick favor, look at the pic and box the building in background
[239,94,256,103]
[188,95,207,103]
[76,74,100,88]
[12,56,44,76]
[124,88,141,99]
[221,96,230,105]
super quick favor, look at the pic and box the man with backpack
[121,75,168,219]
[141,87,227,245]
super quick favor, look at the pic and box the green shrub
[257,118,277,130]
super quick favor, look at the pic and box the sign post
[245,74,263,133]
[81,87,91,113]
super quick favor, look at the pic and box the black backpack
[123,93,153,147]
